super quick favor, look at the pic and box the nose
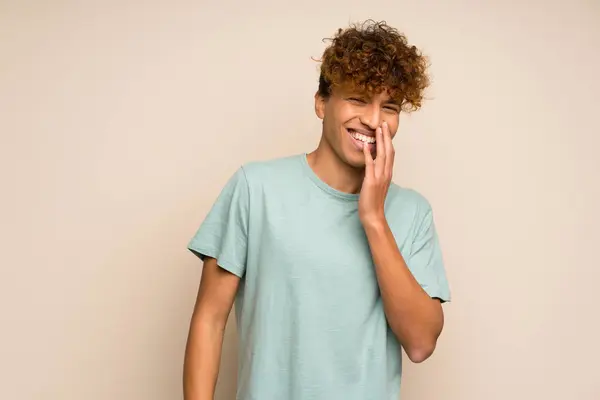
[359,104,381,130]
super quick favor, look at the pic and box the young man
[183,20,451,400]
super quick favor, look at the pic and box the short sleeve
[187,167,250,278]
[407,205,451,302]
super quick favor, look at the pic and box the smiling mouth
[347,128,376,144]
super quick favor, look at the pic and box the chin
[341,151,367,169]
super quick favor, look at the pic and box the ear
[314,92,326,120]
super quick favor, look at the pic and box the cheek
[387,122,399,137]
[336,104,358,121]
[322,115,342,141]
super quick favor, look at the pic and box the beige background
[1,1,599,399]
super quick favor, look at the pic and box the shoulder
[386,182,434,227]
[239,154,304,187]
[241,154,303,174]
[387,182,432,211]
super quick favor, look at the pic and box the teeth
[350,131,376,144]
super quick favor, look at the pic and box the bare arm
[183,257,240,400]
[363,219,444,363]
[359,122,444,363]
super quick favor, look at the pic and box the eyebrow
[345,91,401,106]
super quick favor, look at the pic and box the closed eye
[348,97,366,104]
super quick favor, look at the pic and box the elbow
[404,341,437,364]
[393,324,441,364]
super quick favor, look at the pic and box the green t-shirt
[188,154,450,400]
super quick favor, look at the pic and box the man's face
[315,87,401,168]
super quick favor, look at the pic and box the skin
[311,87,445,363]
[183,86,444,400]
[183,257,239,399]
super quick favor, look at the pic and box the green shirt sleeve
[407,204,451,302]
[187,167,250,278]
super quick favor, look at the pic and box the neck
[306,138,365,194]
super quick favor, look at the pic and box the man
[183,20,451,400]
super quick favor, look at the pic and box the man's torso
[231,154,430,400]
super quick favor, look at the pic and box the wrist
[360,214,388,232]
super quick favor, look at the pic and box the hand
[359,121,395,226]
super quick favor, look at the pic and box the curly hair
[316,20,430,113]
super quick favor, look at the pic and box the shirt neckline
[298,153,360,202]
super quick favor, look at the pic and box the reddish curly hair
[316,20,430,113]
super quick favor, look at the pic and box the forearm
[363,218,443,362]
[183,316,226,400]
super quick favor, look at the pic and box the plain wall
[1,1,599,399]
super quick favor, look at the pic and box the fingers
[382,121,395,175]
[375,126,385,177]
[363,139,374,177]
